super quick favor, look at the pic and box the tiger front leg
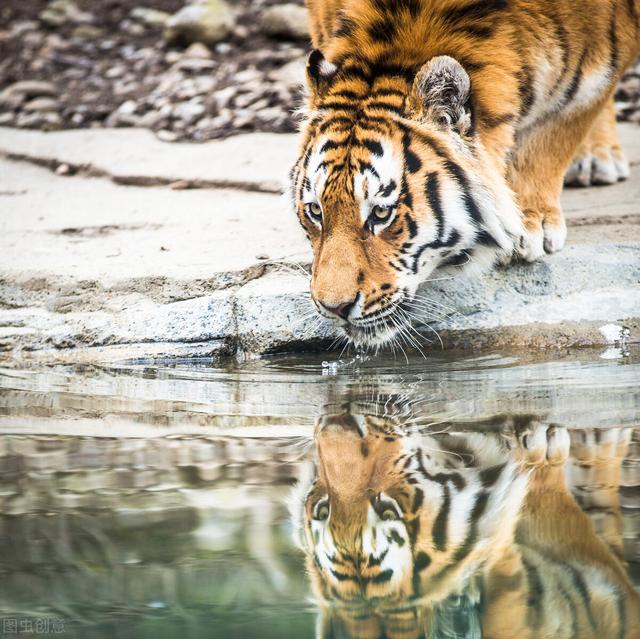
[508,166,567,262]
[507,102,608,261]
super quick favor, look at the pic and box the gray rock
[183,42,212,59]
[164,0,235,46]
[269,56,306,88]
[71,24,103,39]
[39,0,93,27]
[130,7,171,28]
[173,101,206,124]
[1,81,57,99]
[260,4,310,41]
[16,112,62,129]
[23,97,59,113]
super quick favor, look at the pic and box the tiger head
[291,413,528,633]
[289,52,523,347]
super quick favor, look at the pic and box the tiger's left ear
[412,56,473,135]
[305,49,338,107]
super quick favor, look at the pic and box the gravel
[0,0,638,143]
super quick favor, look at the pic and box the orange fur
[289,0,640,346]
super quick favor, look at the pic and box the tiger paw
[564,146,630,187]
[516,226,545,262]
[514,423,570,467]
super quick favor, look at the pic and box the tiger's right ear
[305,49,338,107]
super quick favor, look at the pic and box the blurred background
[1,0,639,144]
[0,0,311,143]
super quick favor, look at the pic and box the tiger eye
[314,501,330,521]
[308,202,322,219]
[381,508,398,521]
[372,205,391,221]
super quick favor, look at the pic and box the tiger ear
[412,55,473,135]
[305,49,338,105]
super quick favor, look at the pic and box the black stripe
[412,550,431,597]
[518,63,535,119]
[403,132,422,173]
[562,48,587,106]
[455,23,495,38]
[440,0,508,24]
[361,139,384,156]
[479,463,507,487]
[331,90,362,101]
[426,171,444,242]
[358,160,380,179]
[432,484,450,551]
[387,529,405,546]
[318,100,357,111]
[319,139,343,154]
[557,584,578,639]
[317,116,354,132]
[370,568,394,584]
[411,229,461,273]
[366,101,404,114]
[482,111,515,129]
[333,13,357,38]
[443,160,484,224]
[411,487,424,513]
[367,547,389,567]
[452,491,488,562]
[609,5,619,74]
[330,568,356,581]
[563,562,597,629]
[378,179,397,197]
[368,19,396,43]
[523,556,545,629]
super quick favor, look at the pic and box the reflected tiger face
[292,414,527,614]
[289,53,523,347]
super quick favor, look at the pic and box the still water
[0,348,639,638]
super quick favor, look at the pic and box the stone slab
[0,126,300,192]
[0,159,310,294]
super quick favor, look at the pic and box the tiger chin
[290,415,640,639]
[288,0,639,348]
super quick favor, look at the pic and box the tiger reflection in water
[290,415,639,639]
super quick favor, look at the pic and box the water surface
[0,348,638,638]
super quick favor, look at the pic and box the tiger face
[289,53,523,347]
[292,414,527,613]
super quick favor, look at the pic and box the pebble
[164,0,235,46]
[2,80,57,99]
[259,4,310,41]
[23,97,59,112]
[130,7,171,28]
[173,101,206,124]
[183,42,212,60]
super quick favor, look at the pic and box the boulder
[164,0,235,46]
[260,4,309,41]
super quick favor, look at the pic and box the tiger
[288,0,640,347]
[290,414,640,638]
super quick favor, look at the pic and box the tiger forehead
[306,133,403,199]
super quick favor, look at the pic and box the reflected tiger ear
[412,55,473,135]
[306,49,338,106]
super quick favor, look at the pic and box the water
[0,347,639,638]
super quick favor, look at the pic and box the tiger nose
[319,298,357,320]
